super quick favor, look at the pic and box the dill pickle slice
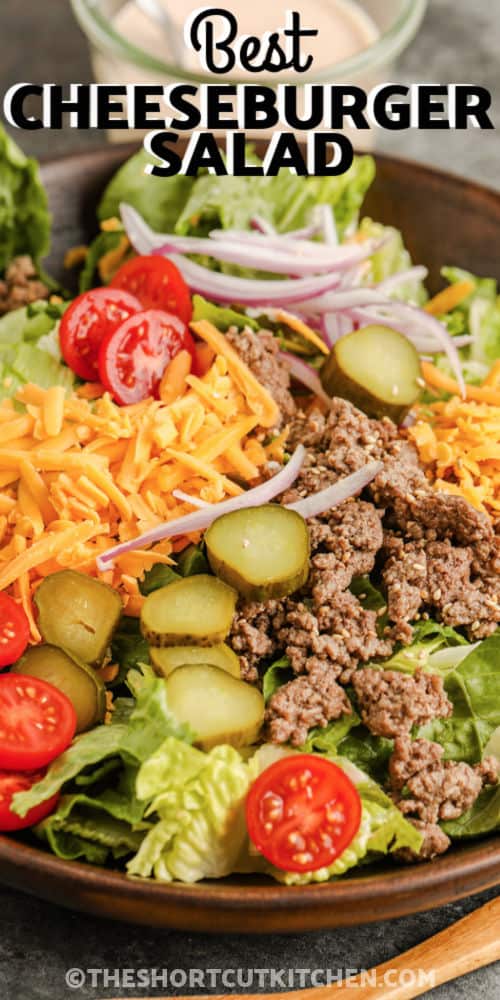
[320,325,422,423]
[34,570,123,667]
[205,504,309,601]
[165,663,264,750]
[150,642,240,679]
[12,643,106,733]
[141,574,237,647]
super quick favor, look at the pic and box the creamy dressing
[113,0,379,76]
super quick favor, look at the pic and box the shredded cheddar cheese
[0,351,283,636]
[409,365,500,522]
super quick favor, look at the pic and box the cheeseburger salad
[0,128,498,884]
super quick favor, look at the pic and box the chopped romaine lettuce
[0,124,51,270]
[262,655,293,702]
[378,619,469,675]
[441,786,500,839]
[12,676,190,817]
[128,741,250,882]
[335,727,394,784]
[97,147,194,232]
[79,228,126,292]
[418,632,500,763]
[110,616,151,679]
[300,712,360,754]
[0,300,74,401]
[434,266,500,382]
[359,218,427,305]
[175,155,374,242]
[139,564,181,596]
[191,295,259,332]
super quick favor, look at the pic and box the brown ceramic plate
[0,145,498,932]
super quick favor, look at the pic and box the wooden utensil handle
[108,895,500,1000]
[325,893,500,999]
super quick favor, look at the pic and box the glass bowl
[71,0,429,88]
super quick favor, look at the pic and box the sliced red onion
[251,214,276,235]
[279,352,331,404]
[296,288,389,314]
[338,263,368,290]
[96,444,306,569]
[153,236,376,277]
[285,461,383,519]
[322,313,341,347]
[378,267,428,295]
[210,227,379,264]
[165,254,345,306]
[318,204,338,246]
[401,412,417,428]
[211,223,320,243]
[120,203,166,255]
[172,490,212,508]
[338,315,354,338]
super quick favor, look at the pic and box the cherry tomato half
[110,255,192,326]
[0,594,30,669]
[0,769,60,832]
[98,308,196,405]
[59,287,142,381]
[0,674,77,771]
[246,754,362,873]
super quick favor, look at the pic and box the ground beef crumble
[389,736,498,825]
[0,256,49,314]
[226,327,296,425]
[265,663,352,746]
[389,736,498,861]
[351,668,453,738]
[225,390,500,799]
[229,599,283,683]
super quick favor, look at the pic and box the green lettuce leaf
[98,148,194,232]
[336,727,393,783]
[0,301,75,401]
[300,712,360,754]
[12,724,128,817]
[359,217,427,305]
[79,229,124,292]
[0,125,50,270]
[175,155,375,243]
[110,616,151,677]
[176,543,210,577]
[441,785,500,839]
[120,674,193,763]
[418,633,500,763]
[262,655,293,702]
[13,676,191,816]
[379,619,469,675]
[128,741,250,882]
[191,295,258,332]
[34,791,147,863]
[139,563,181,596]
[434,266,500,382]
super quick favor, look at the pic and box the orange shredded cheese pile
[408,363,500,522]
[0,334,282,637]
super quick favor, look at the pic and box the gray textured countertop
[0,2,498,998]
